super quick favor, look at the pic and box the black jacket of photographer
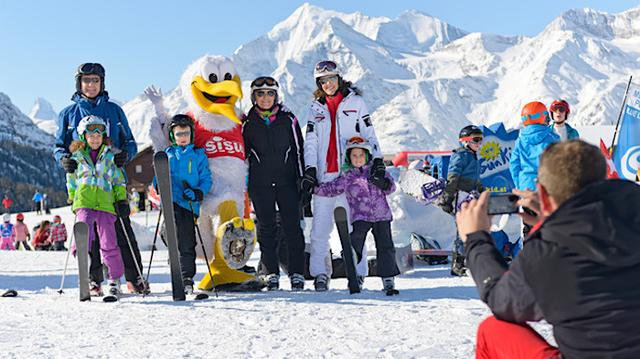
[465,180,640,358]
[242,105,304,189]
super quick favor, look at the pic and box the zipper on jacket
[251,148,261,163]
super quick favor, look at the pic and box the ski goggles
[78,63,105,77]
[460,136,483,144]
[521,111,548,125]
[549,104,567,112]
[318,75,338,85]
[347,136,367,145]
[85,124,106,135]
[80,77,101,84]
[315,60,337,73]
[250,76,278,88]
[173,131,191,138]
[255,90,276,98]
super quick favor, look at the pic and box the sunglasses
[319,76,338,85]
[255,90,276,98]
[173,131,191,138]
[81,77,101,84]
[251,76,278,88]
[550,105,567,113]
[460,136,483,143]
[78,63,105,77]
[315,60,337,73]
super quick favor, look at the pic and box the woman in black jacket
[242,76,305,291]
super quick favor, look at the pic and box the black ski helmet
[75,63,106,94]
[250,76,279,110]
[168,114,194,144]
[459,125,483,139]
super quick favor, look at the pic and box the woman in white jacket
[301,60,385,291]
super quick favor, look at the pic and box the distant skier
[548,99,579,141]
[0,213,16,250]
[32,190,43,215]
[50,215,67,251]
[14,213,31,251]
[315,137,400,294]
[2,195,12,213]
[67,115,127,298]
[435,125,485,276]
[155,114,212,295]
[302,60,384,291]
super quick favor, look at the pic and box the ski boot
[290,273,305,291]
[382,277,399,296]
[184,278,194,295]
[450,252,467,277]
[89,281,103,297]
[127,278,151,295]
[314,274,329,292]
[356,275,365,291]
[104,279,121,302]
[265,274,280,291]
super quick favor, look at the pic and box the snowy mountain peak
[546,8,616,39]
[28,97,58,136]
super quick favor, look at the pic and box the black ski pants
[90,214,143,284]
[174,203,197,281]
[250,183,305,276]
[350,220,400,278]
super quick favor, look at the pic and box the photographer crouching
[456,140,640,358]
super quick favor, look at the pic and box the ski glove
[369,175,391,191]
[370,158,386,179]
[436,195,454,215]
[300,167,318,195]
[114,200,130,218]
[182,188,203,202]
[114,150,128,167]
[60,155,78,173]
[144,85,167,117]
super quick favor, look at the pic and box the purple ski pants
[75,208,124,280]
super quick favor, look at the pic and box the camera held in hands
[487,192,520,215]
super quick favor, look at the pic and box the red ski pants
[476,316,562,359]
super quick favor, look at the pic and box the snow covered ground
[0,207,554,358]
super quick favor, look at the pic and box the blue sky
[1,0,638,115]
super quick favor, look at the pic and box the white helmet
[250,76,279,107]
[77,115,109,138]
[2,213,10,222]
[314,60,340,79]
[345,136,373,155]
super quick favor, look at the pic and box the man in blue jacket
[53,63,146,295]
[510,101,560,239]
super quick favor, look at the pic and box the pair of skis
[73,222,120,302]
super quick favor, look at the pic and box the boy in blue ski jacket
[155,114,212,295]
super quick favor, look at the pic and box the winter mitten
[114,150,128,167]
[369,176,391,191]
[370,158,386,178]
[114,200,130,218]
[60,155,78,173]
[144,85,166,114]
[183,188,196,201]
[300,167,318,195]
[182,181,204,201]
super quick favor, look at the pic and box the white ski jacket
[303,89,382,183]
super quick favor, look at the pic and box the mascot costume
[148,55,262,291]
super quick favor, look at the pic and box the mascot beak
[191,75,243,124]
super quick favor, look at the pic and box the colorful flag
[612,82,640,180]
[600,139,619,179]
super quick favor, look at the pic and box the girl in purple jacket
[315,137,400,295]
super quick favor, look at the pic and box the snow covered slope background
[120,4,640,151]
[28,97,59,136]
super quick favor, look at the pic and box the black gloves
[60,155,78,173]
[182,181,204,202]
[114,200,130,218]
[114,150,129,167]
[369,176,391,191]
[300,167,318,195]
[436,194,455,215]
[370,158,386,178]
[301,192,313,217]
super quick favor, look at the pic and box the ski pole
[117,215,147,297]
[144,208,163,284]
[188,200,218,297]
[57,214,78,295]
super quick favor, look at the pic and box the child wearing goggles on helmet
[436,125,486,276]
[153,114,212,295]
[67,115,127,297]
[0,214,16,250]
[315,137,400,295]
[548,99,579,141]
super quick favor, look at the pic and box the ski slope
[0,207,554,358]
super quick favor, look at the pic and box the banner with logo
[613,82,640,180]
[479,122,519,193]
